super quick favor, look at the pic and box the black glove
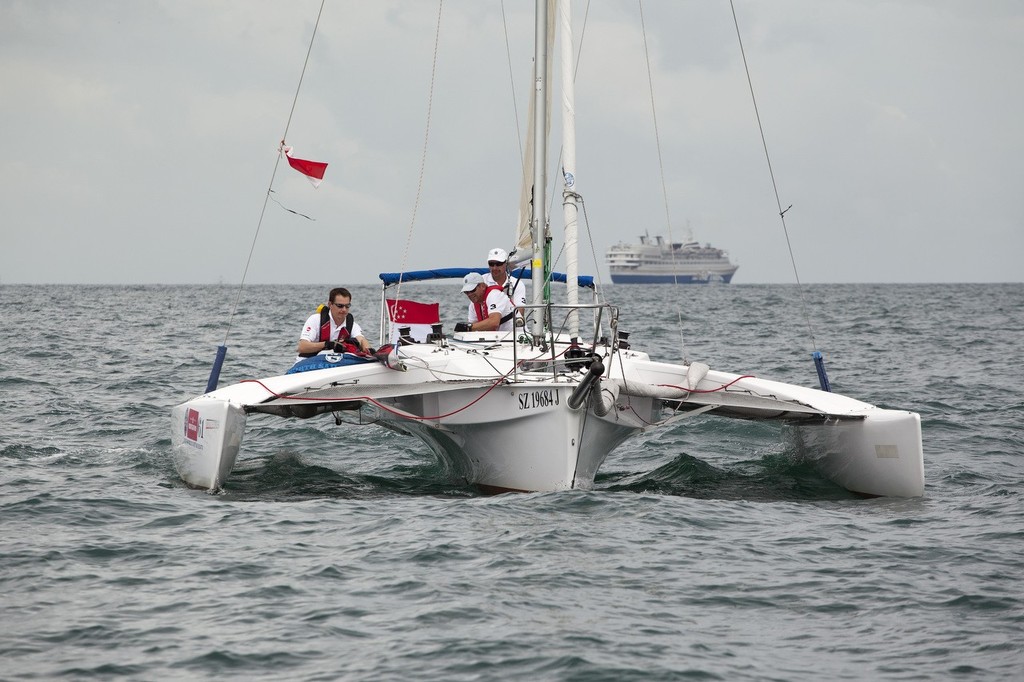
[323,340,338,352]
[454,322,471,333]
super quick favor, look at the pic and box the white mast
[560,0,579,340]
[530,0,549,339]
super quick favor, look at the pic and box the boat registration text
[517,389,560,410]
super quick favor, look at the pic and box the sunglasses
[488,261,504,267]
[333,302,351,309]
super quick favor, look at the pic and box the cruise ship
[606,234,738,284]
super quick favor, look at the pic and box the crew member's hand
[324,340,338,353]
[454,322,471,333]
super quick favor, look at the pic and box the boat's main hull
[371,382,653,492]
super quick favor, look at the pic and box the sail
[560,0,579,338]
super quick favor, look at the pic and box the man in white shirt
[456,272,516,333]
[482,247,527,309]
[296,287,371,361]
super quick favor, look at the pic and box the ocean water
[1,282,1022,680]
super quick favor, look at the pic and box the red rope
[241,359,527,421]
[243,359,751,424]
[623,374,756,425]
[657,374,754,394]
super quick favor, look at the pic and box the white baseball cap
[461,271,486,292]
[486,247,508,263]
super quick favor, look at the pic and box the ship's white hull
[608,266,738,284]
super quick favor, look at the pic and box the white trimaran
[171,2,924,498]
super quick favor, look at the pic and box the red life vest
[318,310,352,343]
[298,306,353,357]
[473,285,506,323]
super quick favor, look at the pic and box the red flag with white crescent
[282,146,328,188]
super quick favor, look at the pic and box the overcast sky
[2,1,1021,285]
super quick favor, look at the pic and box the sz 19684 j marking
[518,389,560,411]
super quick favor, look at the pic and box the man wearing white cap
[483,247,527,310]
[455,272,516,333]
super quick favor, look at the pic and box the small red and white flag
[282,145,328,188]
[387,299,440,325]
[386,299,440,344]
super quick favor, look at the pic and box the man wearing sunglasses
[483,247,527,310]
[296,287,372,359]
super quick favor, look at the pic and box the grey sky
[2,1,1021,285]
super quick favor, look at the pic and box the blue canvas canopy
[379,267,594,288]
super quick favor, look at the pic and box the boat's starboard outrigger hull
[787,410,924,498]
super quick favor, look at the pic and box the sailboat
[170,1,924,498]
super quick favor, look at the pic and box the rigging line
[729,0,818,351]
[638,0,687,359]
[638,0,672,245]
[395,0,444,303]
[576,196,604,296]
[500,0,524,165]
[222,0,327,347]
